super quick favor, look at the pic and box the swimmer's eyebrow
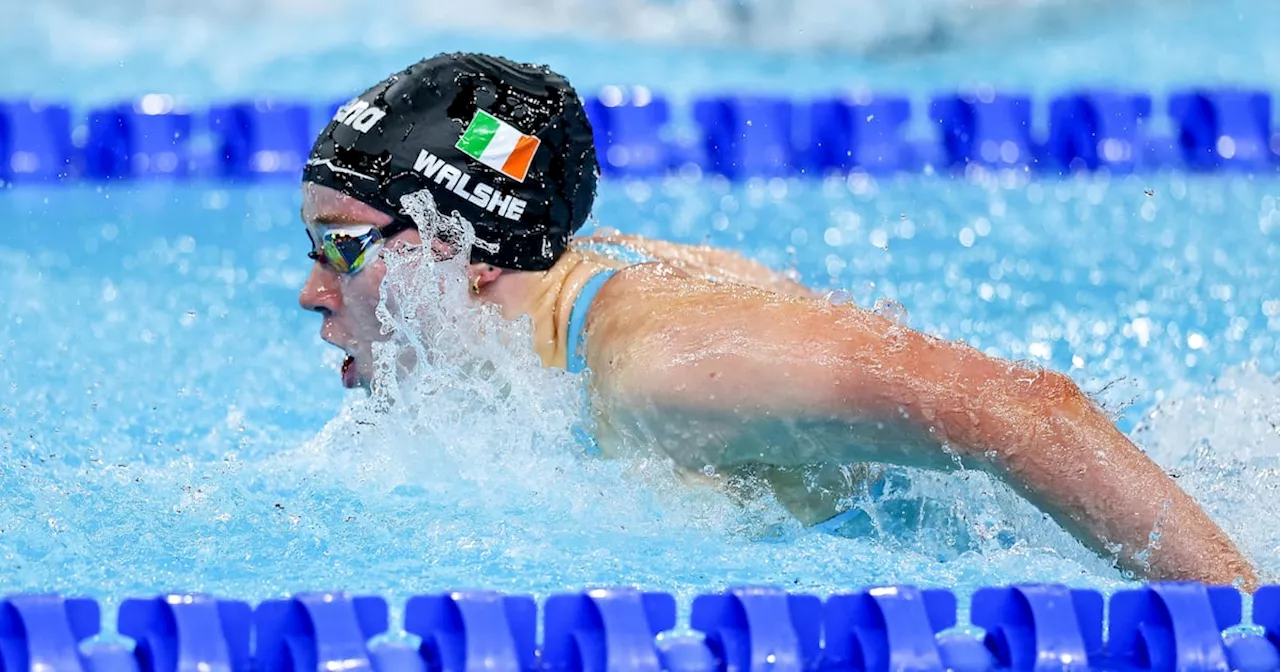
[301,207,375,226]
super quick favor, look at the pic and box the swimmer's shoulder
[574,229,817,299]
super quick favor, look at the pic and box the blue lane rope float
[688,585,822,671]
[404,590,538,672]
[541,587,676,672]
[1,87,1276,185]
[116,594,252,672]
[969,584,1102,671]
[253,591,391,672]
[822,585,960,672]
[3,582,1280,671]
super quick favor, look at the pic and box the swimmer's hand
[584,265,1257,589]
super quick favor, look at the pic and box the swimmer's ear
[467,263,503,292]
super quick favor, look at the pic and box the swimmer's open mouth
[341,354,358,388]
[321,334,360,388]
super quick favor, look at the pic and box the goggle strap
[379,215,418,239]
[379,214,471,262]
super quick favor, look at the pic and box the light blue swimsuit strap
[566,267,618,376]
[566,240,659,373]
[564,240,658,456]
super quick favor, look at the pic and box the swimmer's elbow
[885,341,1103,473]
[1031,369,1095,414]
[962,364,1129,493]
[1016,369,1107,444]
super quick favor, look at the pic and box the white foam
[1135,363,1280,465]
[1128,363,1280,583]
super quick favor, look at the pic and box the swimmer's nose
[298,263,340,316]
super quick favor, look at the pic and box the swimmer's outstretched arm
[586,265,1257,588]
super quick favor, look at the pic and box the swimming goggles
[306,218,416,275]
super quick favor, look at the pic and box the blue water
[3,0,1280,631]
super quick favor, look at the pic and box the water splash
[1087,375,1143,424]
[285,187,589,490]
[271,186,770,566]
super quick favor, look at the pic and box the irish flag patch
[455,109,540,182]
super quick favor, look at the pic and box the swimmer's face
[297,183,423,390]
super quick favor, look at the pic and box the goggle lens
[308,226,385,275]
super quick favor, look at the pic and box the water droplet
[701,464,716,477]
[825,289,855,305]
[873,298,908,326]
[1009,358,1044,384]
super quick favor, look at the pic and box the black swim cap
[302,52,599,271]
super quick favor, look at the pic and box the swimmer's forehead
[301,183,392,228]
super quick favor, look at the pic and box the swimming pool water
[3,0,1280,632]
[4,170,1279,624]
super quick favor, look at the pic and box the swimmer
[297,52,1257,588]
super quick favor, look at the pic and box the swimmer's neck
[475,249,598,369]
